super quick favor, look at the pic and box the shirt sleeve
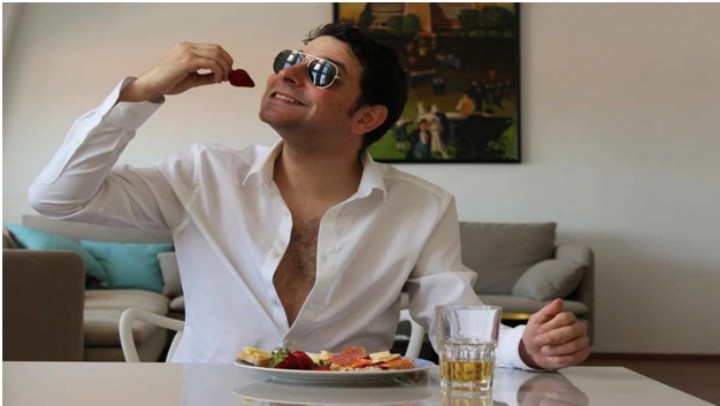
[405,196,537,370]
[28,78,189,232]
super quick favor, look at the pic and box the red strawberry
[290,351,316,370]
[269,348,301,369]
[229,68,255,88]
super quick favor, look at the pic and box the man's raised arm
[28,42,234,230]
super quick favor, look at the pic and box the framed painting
[334,3,521,163]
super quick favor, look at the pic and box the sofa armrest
[3,249,85,361]
[556,245,594,303]
[556,245,595,340]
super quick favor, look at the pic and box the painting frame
[333,3,521,164]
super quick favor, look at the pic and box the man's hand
[519,299,591,370]
[120,42,234,102]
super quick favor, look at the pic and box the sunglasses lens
[307,59,338,88]
[273,50,304,74]
[272,50,338,89]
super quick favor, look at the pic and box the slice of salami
[330,346,369,367]
[229,69,255,88]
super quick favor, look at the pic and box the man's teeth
[275,93,301,105]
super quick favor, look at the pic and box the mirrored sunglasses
[273,49,342,89]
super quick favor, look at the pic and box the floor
[581,356,720,405]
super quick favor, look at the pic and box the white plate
[234,358,435,384]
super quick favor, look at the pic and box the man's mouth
[271,92,305,106]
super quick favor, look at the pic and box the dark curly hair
[305,23,409,150]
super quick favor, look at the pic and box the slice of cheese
[308,350,334,364]
[369,351,401,362]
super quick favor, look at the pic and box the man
[29,23,589,369]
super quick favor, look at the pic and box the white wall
[3,4,719,354]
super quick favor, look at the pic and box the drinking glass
[436,304,502,392]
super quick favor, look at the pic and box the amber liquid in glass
[439,342,496,391]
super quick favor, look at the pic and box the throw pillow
[5,223,107,283]
[512,259,585,301]
[79,240,173,293]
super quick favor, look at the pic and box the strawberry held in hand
[229,68,255,88]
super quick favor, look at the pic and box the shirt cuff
[100,77,165,131]
[496,324,539,371]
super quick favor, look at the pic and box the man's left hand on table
[519,298,591,370]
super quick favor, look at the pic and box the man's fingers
[538,311,577,334]
[191,43,234,80]
[535,322,587,347]
[541,335,590,357]
[528,298,564,330]
[187,72,217,87]
[188,57,225,84]
[542,347,591,370]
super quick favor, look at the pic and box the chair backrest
[120,308,425,363]
[399,309,425,359]
[119,308,184,363]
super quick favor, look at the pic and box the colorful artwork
[335,3,521,163]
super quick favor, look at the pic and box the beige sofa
[4,216,593,362]
[459,222,594,333]
[3,215,183,362]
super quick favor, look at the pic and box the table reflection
[180,364,588,406]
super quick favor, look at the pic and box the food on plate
[229,68,255,87]
[236,345,415,371]
[236,347,271,367]
[268,349,316,370]
[330,345,369,367]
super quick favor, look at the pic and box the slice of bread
[378,358,415,370]
[237,347,271,367]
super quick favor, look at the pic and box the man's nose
[277,64,306,87]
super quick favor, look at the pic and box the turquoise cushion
[5,223,107,283]
[79,240,173,293]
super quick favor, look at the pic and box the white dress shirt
[29,78,530,368]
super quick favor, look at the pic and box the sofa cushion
[22,215,172,243]
[5,223,107,283]
[478,295,589,316]
[512,259,586,301]
[80,240,173,293]
[460,222,556,294]
[84,289,169,346]
[158,252,182,298]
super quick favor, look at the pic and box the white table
[2,362,712,405]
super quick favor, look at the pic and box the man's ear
[351,104,389,136]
